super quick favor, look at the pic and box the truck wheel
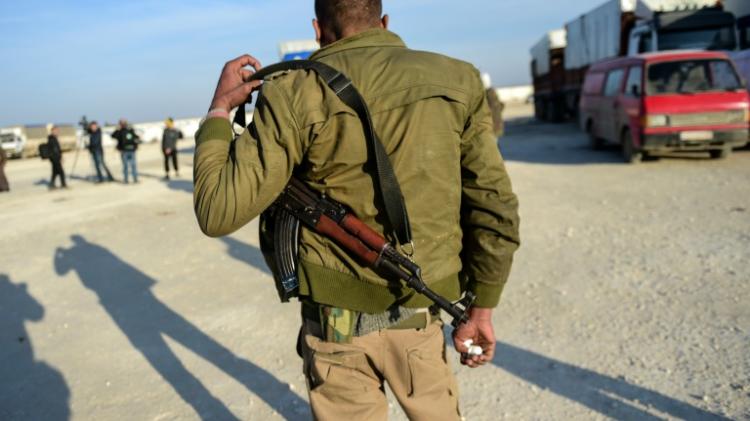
[587,121,603,150]
[621,129,642,164]
[709,148,731,160]
[534,99,543,120]
[536,100,548,121]
[547,101,562,123]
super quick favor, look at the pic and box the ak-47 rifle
[240,60,475,328]
[261,178,476,328]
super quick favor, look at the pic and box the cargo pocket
[304,335,376,396]
[406,323,452,398]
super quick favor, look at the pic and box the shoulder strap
[234,60,412,246]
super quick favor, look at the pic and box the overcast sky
[0,0,604,126]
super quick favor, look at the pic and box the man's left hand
[452,307,496,368]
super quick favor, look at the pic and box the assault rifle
[262,178,476,328]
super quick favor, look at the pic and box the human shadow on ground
[54,235,306,420]
[492,342,730,420]
[0,274,71,421]
[220,237,271,276]
[139,172,193,194]
[162,179,193,193]
[178,145,195,155]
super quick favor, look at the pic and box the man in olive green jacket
[194,0,519,418]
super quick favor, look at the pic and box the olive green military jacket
[194,29,520,312]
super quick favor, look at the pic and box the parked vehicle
[580,51,749,162]
[0,131,23,158]
[0,125,77,159]
[278,40,319,61]
[532,0,737,121]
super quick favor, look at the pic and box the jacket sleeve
[459,72,521,308]
[193,81,306,237]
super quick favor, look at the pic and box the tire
[587,121,603,150]
[709,148,731,160]
[621,129,642,164]
[534,98,544,121]
[642,151,659,162]
[547,100,562,123]
[536,99,548,121]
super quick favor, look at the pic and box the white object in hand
[462,339,484,357]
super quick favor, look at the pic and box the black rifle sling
[233,60,412,245]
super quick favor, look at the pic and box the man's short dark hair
[315,0,382,33]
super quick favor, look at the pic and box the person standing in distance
[87,121,115,183]
[0,147,9,192]
[161,118,183,180]
[482,73,506,139]
[111,119,140,184]
[46,126,67,190]
[193,1,520,419]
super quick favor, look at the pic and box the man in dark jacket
[87,121,114,183]
[0,147,9,192]
[47,126,67,189]
[161,118,183,180]
[111,119,140,184]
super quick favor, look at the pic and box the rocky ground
[1,105,748,420]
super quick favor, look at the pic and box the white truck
[532,0,737,120]
[278,40,319,61]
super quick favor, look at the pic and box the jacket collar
[310,29,406,60]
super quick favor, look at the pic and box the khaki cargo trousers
[299,319,462,420]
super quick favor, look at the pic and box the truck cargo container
[531,30,568,121]
[532,0,737,121]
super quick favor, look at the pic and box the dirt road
[1,108,748,420]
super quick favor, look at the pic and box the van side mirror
[630,85,641,97]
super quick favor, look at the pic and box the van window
[710,61,742,90]
[647,59,742,94]
[583,72,606,95]
[625,66,643,96]
[603,69,625,97]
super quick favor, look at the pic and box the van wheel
[587,121,603,150]
[709,148,731,159]
[621,129,642,164]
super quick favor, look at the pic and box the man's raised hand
[209,55,263,112]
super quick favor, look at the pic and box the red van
[579,51,749,163]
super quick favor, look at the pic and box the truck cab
[580,51,749,162]
[627,8,737,54]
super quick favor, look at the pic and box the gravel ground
[1,105,748,420]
